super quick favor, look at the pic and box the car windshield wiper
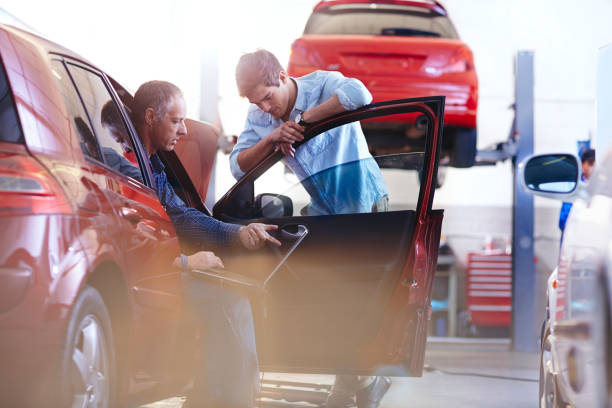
[380,27,440,37]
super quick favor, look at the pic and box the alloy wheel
[540,336,556,408]
[70,314,109,408]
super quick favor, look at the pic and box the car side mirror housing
[519,153,580,200]
[255,194,293,218]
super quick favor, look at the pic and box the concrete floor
[139,338,539,408]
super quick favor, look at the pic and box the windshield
[304,5,458,38]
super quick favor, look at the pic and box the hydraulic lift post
[511,51,537,352]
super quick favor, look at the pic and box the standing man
[231,50,390,408]
[132,80,281,407]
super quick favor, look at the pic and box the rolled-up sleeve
[229,117,262,180]
[324,71,372,110]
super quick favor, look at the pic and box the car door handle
[264,225,309,289]
[120,206,142,223]
[280,224,308,241]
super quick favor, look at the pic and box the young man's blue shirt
[229,70,387,215]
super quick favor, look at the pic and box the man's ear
[279,70,288,85]
[144,107,157,126]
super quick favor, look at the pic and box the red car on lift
[0,21,445,408]
[288,0,478,167]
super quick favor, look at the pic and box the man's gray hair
[132,80,183,125]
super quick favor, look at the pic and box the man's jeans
[181,272,259,407]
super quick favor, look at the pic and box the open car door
[210,96,444,377]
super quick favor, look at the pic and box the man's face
[150,94,187,152]
[245,72,291,119]
[582,160,595,180]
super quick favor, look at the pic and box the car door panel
[242,210,415,372]
[208,97,444,376]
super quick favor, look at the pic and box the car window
[304,5,458,38]
[50,60,104,162]
[254,112,427,217]
[65,63,143,183]
[0,58,23,144]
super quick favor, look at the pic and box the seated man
[132,80,280,407]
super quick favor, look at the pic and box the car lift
[473,51,537,353]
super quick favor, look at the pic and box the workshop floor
[139,338,539,408]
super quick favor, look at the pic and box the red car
[288,0,478,167]
[0,22,444,407]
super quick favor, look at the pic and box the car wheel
[449,127,476,168]
[539,328,560,408]
[63,286,115,408]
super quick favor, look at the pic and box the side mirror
[255,194,293,218]
[519,153,580,199]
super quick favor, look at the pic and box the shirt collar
[292,77,308,115]
[149,153,165,173]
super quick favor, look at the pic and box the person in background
[558,148,596,234]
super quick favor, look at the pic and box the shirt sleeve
[229,114,264,180]
[322,71,372,110]
[155,167,241,247]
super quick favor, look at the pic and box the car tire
[539,325,561,408]
[449,127,477,168]
[61,285,115,408]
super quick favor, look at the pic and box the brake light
[442,47,474,74]
[0,153,72,215]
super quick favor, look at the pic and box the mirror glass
[260,194,285,218]
[524,154,578,193]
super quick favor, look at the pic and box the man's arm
[302,71,372,123]
[232,122,304,178]
[154,161,280,249]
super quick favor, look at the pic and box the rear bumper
[366,78,477,129]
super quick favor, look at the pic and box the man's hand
[239,223,281,250]
[275,142,296,158]
[173,251,224,271]
[267,121,304,145]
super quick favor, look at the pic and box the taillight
[442,47,474,74]
[0,153,72,215]
[288,41,322,75]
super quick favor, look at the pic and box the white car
[521,153,611,408]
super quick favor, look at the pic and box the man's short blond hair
[235,49,284,97]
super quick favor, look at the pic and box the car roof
[313,0,447,16]
[0,22,95,68]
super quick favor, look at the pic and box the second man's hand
[239,223,281,250]
[267,121,304,158]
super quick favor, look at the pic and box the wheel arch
[86,261,132,401]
